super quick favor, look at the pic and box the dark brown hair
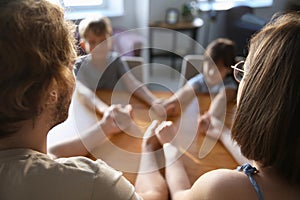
[231,12,300,183]
[0,0,76,138]
[205,38,237,68]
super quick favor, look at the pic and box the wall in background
[110,0,138,29]
[254,0,289,20]
[149,0,184,23]
[109,0,293,60]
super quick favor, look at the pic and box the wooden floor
[91,90,238,185]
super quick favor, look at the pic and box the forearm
[163,143,191,199]
[133,85,158,106]
[123,73,158,106]
[48,122,109,158]
[167,84,195,106]
[208,88,236,121]
[135,145,168,200]
[208,93,227,121]
[75,81,108,114]
[48,137,89,159]
[219,128,251,165]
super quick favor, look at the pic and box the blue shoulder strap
[237,163,264,200]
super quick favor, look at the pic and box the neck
[0,117,49,154]
[253,161,278,179]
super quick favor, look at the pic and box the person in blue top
[150,11,300,200]
[154,38,238,131]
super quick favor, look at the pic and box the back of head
[0,0,76,138]
[78,15,112,40]
[205,38,236,68]
[232,11,300,183]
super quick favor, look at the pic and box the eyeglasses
[231,61,245,82]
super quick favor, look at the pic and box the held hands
[100,102,179,145]
[142,120,162,151]
[151,98,180,118]
[155,121,177,145]
[143,120,178,151]
[100,104,133,137]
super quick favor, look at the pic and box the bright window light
[47,0,60,5]
[197,0,273,11]
[63,0,103,7]
[47,0,123,19]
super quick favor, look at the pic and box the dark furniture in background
[224,6,266,56]
[148,19,204,74]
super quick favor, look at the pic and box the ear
[79,39,86,51]
[48,90,58,104]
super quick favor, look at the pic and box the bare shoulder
[188,168,254,200]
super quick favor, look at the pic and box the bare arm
[122,72,158,106]
[155,121,192,200]
[208,88,236,121]
[48,121,109,158]
[167,83,196,106]
[163,143,191,200]
[155,121,238,200]
[162,142,240,200]
[48,105,134,158]
[199,116,251,165]
[198,88,250,165]
[219,127,252,165]
[75,80,109,115]
[135,121,168,200]
[160,83,196,117]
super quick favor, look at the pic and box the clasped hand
[100,104,133,137]
[151,99,181,118]
[143,120,178,149]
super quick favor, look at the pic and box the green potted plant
[181,1,201,22]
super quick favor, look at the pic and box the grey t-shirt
[0,148,142,200]
[75,52,129,91]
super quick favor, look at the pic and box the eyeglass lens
[234,62,244,82]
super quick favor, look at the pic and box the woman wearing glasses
[154,12,300,200]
